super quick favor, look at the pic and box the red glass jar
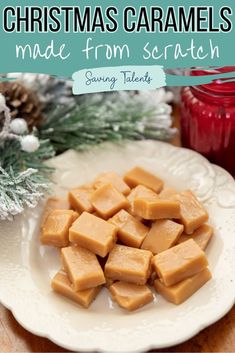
[180,68,235,175]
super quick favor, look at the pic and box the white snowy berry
[0,93,6,112]
[10,118,28,135]
[21,135,40,153]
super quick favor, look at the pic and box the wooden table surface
[0,109,234,353]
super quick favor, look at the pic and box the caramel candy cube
[109,210,149,248]
[69,212,117,257]
[40,209,75,247]
[94,172,130,195]
[61,246,105,291]
[105,244,152,285]
[154,268,212,304]
[133,196,181,220]
[109,281,153,311]
[130,186,158,204]
[51,270,101,308]
[68,184,94,213]
[141,220,184,254]
[127,185,158,217]
[152,239,208,287]
[41,197,70,225]
[90,183,129,219]
[177,224,213,250]
[175,190,209,234]
[124,166,163,193]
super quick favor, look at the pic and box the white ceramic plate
[0,141,235,353]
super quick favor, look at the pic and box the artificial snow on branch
[0,93,54,220]
[0,166,50,221]
[40,90,176,153]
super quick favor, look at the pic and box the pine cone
[0,81,43,130]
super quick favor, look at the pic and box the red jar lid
[191,66,235,94]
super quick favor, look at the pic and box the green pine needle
[1,139,55,174]
[0,166,50,220]
[0,139,55,220]
[39,93,175,154]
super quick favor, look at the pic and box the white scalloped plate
[0,141,235,353]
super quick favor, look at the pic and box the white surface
[0,140,234,353]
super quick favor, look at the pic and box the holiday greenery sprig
[0,94,55,220]
[40,90,176,153]
[0,166,49,220]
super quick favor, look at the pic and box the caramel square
[109,209,149,248]
[133,197,181,220]
[175,190,209,234]
[105,244,152,285]
[51,270,101,308]
[41,197,70,225]
[90,183,129,219]
[154,268,211,304]
[152,239,208,287]
[177,224,213,250]
[109,281,153,311]
[124,166,163,193]
[93,172,130,195]
[127,185,158,217]
[69,212,117,257]
[141,220,183,254]
[40,209,75,247]
[61,246,105,291]
[68,184,94,213]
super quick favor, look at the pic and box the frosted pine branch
[0,166,50,221]
[40,90,177,153]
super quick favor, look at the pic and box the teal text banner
[0,0,235,92]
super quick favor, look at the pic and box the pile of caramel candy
[40,167,213,311]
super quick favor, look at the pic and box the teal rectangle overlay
[0,0,235,88]
[72,66,166,94]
